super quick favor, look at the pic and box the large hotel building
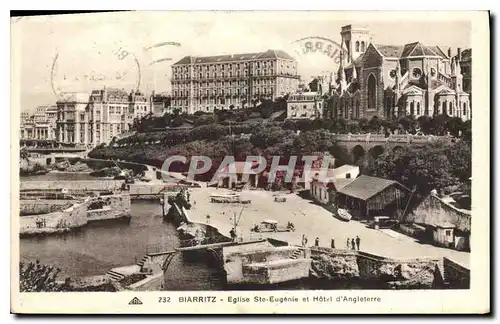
[56,87,151,146]
[170,49,300,114]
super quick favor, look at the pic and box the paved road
[187,188,470,268]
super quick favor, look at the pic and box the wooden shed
[336,175,410,220]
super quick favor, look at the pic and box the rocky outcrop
[309,248,441,289]
[310,249,359,279]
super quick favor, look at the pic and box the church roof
[373,44,404,58]
[346,53,365,68]
[401,42,439,58]
[402,85,424,95]
[173,49,295,65]
[429,46,449,59]
[435,87,456,95]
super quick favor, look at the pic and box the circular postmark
[50,33,142,102]
[287,36,353,84]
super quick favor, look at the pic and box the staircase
[290,249,302,260]
[136,255,150,269]
[106,270,125,281]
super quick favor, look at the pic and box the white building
[56,87,152,146]
[309,164,360,204]
[20,105,58,140]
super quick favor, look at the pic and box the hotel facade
[20,105,58,140]
[171,49,300,114]
[56,87,152,146]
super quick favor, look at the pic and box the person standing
[229,228,237,242]
[346,238,350,249]
[315,237,319,247]
[330,239,335,249]
[351,238,356,250]
[356,236,361,250]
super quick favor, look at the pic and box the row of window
[354,41,366,53]
[174,87,276,97]
[172,79,277,88]
[172,60,298,74]
[172,69,291,80]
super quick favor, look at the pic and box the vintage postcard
[10,11,490,314]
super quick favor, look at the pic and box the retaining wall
[20,180,124,192]
[87,194,131,221]
[443,257,470,289]
[407,194,471,233]
[20,199,78,215]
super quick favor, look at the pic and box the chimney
[457,48,462,61]
[447,47,452,58]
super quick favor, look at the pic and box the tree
[445,117,465,137]
[368,116,383,133]
[260,100,273,119]
[20,260,62,292]
[417,115,432,134]
[398,115,417,133]
[371,144,457,196]
[445,142,472,182]
[171,114,184,127]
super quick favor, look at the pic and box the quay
[184,187,470,268]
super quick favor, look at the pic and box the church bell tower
[340,25,370,64]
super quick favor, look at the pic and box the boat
[210,192,241,203]
[336,208,352,222]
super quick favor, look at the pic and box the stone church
[326,25,471,122]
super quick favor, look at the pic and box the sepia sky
[13,11,472,112]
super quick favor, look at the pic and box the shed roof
[337,175,409,201]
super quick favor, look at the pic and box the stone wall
[407,194,471,233]
[443,257,470,289]
[20,199,78,216]
[20,180,124,192]
[223,245,309,285]
[129,183,170,196]
[66,275,111,289]
[20,198,90,236]
[266,260,311,284]
[87,194,131,222]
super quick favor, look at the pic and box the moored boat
[336,208,352,222]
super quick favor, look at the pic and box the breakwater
[19,193,131,237]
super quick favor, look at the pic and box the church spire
[352,64,357,80]
[456,58,461,75]
[450,57,456,76]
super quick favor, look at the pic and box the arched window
[345,101,349,119]
[410,102,414,115]
[355,41,360,52]
[416,102,420,115]
[463,102,467,115]
[367,74,377,109]
[449,101,453,116]
[442,101,446,115]
[361,41,366,52]
[356,101,360,118]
